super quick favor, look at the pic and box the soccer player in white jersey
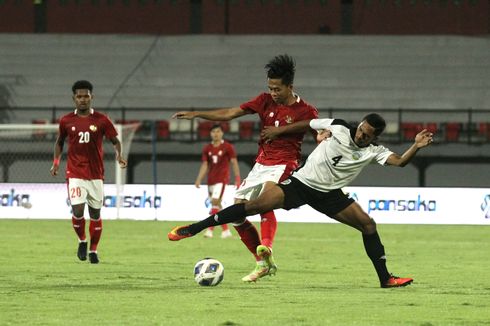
[168,113,434,288]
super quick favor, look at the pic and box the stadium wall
[1,183,489,224]
[0,0,487,35]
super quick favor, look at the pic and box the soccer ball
[193,258,224,286]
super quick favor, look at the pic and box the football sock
[188,203,247,235]
[260,211,277,248]
[233,220,261,260]
[89,218,103,252]
[362,231,391,283]
[207,207,219,232]
[72,216,86,241]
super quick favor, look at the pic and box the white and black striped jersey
[291,118,393,192]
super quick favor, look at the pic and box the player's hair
[363,113,386,136]
[265,54,295,86]
[210,124,223,132]
[72,80,93,94]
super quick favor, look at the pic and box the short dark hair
[265,54,295,86]
[72,80,93,94]
[210,124,223,132]
[363,113,386,136]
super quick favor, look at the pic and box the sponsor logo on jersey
[352,152,361,160]
[285,115,293,124]
[89,125,97,132]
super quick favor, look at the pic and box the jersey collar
[74,108,94,115]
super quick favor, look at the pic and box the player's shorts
[208,183,225,200]
[235,162,296,201]
[67,178,104,209]
[278,177,354,217]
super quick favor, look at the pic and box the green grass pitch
[1,220,489,325]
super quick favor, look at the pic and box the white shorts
[68,178,104,209]
[208,183,225,200]
[235,163,287,201]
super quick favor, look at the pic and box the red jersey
[59,109,118,180]
[201,140,237,185]
[240,93,318,166]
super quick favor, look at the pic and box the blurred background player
[195,123,241,239]
[173,54,318,282]
[50,80,127,264]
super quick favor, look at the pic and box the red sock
[260,211,277,249]
[89,219,103,252]
[221,224,229,231]
[208,207,220,232]
[72,216,86,241]
[234,220,261,261]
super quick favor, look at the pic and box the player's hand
[117,156,128,169]
[172,111,196,120]
[234,176,241,189]
[195,181,201,188]
[50,164,59,177]
[260,126,283,142]
[414,129,434,148]
[316,129,332,143]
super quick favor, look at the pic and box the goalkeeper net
[0,123,139,219]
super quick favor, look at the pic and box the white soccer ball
[193,258,224,286]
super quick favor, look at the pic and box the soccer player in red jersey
[50,80,127,264]
[195,124,241,239]
[173,54,318,281]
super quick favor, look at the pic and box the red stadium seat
[425,122,438,134]
[239,121,255,140]
[445,122,461,142]
[157,120,170,140]
[197,121,214,140]
[400,122,423,141]
[478,122,490,140]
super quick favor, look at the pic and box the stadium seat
[197,121,214,140]
[400,122,423,141]
[478,122,490,140]
[425,122,438,134]
[157,120,170,140]
[239,121,255,140]
[445,122,461,142]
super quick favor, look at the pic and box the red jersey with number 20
[202,140,237,185]
[59,109,118,180]
[240,93,318,166]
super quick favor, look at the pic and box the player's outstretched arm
[172,107,247,121]
[260,119,313,142]
[386,129,434,167]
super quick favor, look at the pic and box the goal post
[0,123,138,219]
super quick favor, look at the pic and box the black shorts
[277,177,354,217]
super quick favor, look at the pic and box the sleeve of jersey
[104,116,118,139]
[374,145,394,165]
[239,93,266,113]
[309,118,334,130]
[58,119,66,138]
